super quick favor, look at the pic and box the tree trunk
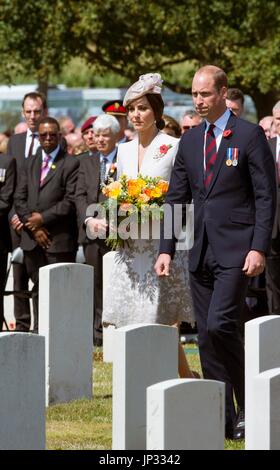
[251,89,280,121]
[37,78,49,101]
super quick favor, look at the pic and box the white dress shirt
[25,129,40,158]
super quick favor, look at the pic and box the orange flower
[127,178,146,197]
[157,180,169,194]
[144,186,162,199]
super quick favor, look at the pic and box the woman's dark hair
[145,94,165,130]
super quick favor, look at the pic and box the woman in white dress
[102,73,197,378]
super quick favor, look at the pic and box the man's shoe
[233,408,245,440]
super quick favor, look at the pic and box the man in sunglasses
[180,110,203,135]
[14,116,79,332]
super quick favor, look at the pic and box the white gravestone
[0,333,45,450]
[253,368,280,449]
[102,252,116,363]
[39,263,93,405]
[147,379,225,450]
[245,315,280,449]
[112,324,178,450]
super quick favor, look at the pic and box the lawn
[46,346,244,450]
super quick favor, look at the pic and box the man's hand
[33,227,51,249]
[10,214,24,233]
[25,212,43,231]
[242,250,265,277]
[86,218,108,239]
[154,253,172,276]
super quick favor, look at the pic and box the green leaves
[0,0,279,115]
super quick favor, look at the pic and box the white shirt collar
[100,148,117,163]
[27,128,38,137]
[205,108,231,132]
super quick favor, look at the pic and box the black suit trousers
[24,247,76,333]
[84,239,110,346]
[0,251,8,331]
[10,229,31,331]
[189,239,248,430]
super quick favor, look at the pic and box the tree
[0,0,280,117]
[0,0,80,97]
[76,0,280,118]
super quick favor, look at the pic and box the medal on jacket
[226,148,232,166]
[232,148,239,166]
[0,168,6,182]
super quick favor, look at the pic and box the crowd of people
[0,65,279,442]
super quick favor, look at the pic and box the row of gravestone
[1,260,280,449]
[103,252,280,450]
[105,316,280,450]
[0,263,94,450]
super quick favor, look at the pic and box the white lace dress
[102,132,194,327]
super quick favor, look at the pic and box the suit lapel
[195,123,206,193]
[205,112,236,195]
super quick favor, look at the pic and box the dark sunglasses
[39,133,58,139]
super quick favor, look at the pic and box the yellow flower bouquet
[102,174,169,248]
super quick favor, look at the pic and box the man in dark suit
[266,101,280,313]
[0,154,16,331]
[75,114,120,347]
[155,65,276,440]
[7,91,47,331]
[14,116,79,332]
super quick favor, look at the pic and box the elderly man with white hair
[75,114,120,347]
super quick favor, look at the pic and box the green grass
[46,347,244,450]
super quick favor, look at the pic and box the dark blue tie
[100,156,108,186]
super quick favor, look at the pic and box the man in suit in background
[7,91,47,331]
[155,65,276,439]
[265,101,280,314]
[0,154,16,330]
[75,114,120,347]
[14,117,79,332]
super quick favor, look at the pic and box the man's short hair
[93,114,120,135]
[22,91,47,109]
[227,88,244,105]
[38,116,60,130]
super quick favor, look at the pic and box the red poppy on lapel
[223,129,233,138]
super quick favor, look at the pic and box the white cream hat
[123,73,163,107]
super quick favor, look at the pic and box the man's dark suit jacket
[7,132,28,173]
[75,151,117,245]
[160,113,277,271]
[14,147,79,253]
[268,137,280,239]
[0,155,16,252]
